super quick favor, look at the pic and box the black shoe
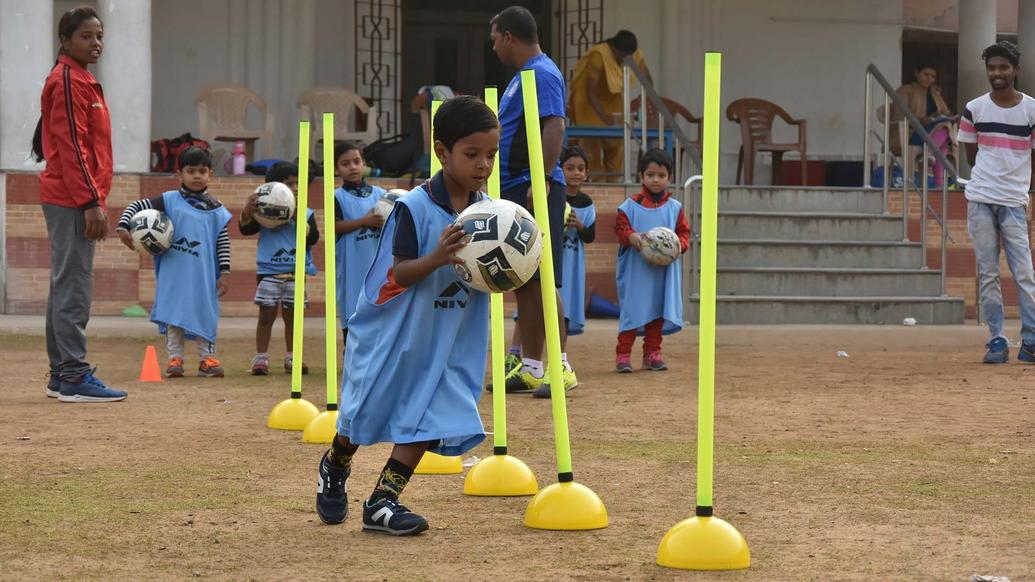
[316,451,350,525]
[362,494,429,536]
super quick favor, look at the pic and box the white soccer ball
[452,199,543,293]
[639,226,681,266]
[128,208,174,257]
[373,189,407,221]
[253,182,296,228]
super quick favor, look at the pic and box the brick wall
[0,171,996,319]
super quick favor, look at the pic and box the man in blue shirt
[490,6,576,395]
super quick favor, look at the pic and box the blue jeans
[967,202,1035,344]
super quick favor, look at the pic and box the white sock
[521,358,544,378]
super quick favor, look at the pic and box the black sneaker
[316,451,350,525]
[362,494,429,536]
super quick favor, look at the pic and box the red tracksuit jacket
[38,55,112,210]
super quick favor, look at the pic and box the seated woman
[893,63,958,187]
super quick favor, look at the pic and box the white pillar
[0,0,54,170]
[97,0,152,173]
[957,0,998,110]
[1018,0,1035,94]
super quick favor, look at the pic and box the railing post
[901,120,909,242]
[882,94,890,214]
[941,179,948,296]
[658,112,665,152]
[639,85,648,157]
[921,142,928,269]
[864,72,872,188]
[623,65,631,185]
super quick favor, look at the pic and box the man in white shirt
[958,41,1035,363]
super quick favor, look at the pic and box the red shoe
[642,351,668,371]
[250,354,269,376]
[615,353,632,373]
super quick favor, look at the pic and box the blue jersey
[337,185,490,456]
[498,53,567,191]
[335,184,385,328]
[151,191,232,343]
[560,202,596,335]
[616,198,684,335]
[255,208,317,276]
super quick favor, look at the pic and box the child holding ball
[613,148,689,373]
[116,147,231,378]
[315,95,498,536]
[239,162,320,375]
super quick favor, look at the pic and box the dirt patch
[1,322,1033,581]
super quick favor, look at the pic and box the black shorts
[500,179,565,289]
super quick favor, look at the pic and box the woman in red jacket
[31,6,126,402]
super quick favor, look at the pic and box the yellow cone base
[302,410,339,443]
[267,397,320,431]
[656,516,750,570]
[463,455,539,496]
[523,481,608,530]
[414,452,462,474]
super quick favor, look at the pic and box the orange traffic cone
[139,345,163,382]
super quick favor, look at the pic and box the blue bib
[337,186,490,456]
[560,202,596,335]
[616,197,684,335]
[151,191,232,343]
[335,185,385,328]
[256,208,318,276]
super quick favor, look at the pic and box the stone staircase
[686,186,965,324]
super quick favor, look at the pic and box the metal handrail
[863,63,959,297]
[622,56,703,186]
[684,175,703,300]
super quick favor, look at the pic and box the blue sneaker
[46,374,60,398]
[983,337,1009,364]
[58,370,128,402]
[1019,342,1035,363]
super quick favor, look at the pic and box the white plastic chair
[195,84,274,161]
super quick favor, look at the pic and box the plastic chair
[298,88,378,154]
[195,85,273,161]
[726,98,807,185]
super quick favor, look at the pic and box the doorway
[400,0,552,138]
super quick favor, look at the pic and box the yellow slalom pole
[430,100,442,175]
[520,70,606,530]
[463,87,538,497]
[414,97,461,473]
[303,114,342,443]
[268,122,319,430]
[656,52,749,570]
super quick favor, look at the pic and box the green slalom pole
[696,52,722,517]
[290,123,310,399]
[484,87,508,454]
[430,100,441,175]
[519,70,573,481]
[323,114,339,411]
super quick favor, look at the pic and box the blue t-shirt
[498,53,567,191]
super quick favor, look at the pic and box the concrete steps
[685,187,964,324]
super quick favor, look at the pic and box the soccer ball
[452,199,543,293]
[253,182,296,228]
[373,189,407,221]
[639,226,681,266]
[563,202,572,227]
[128,208,174,256]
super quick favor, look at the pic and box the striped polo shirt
[958,92,1035,207]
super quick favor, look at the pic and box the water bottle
[232,141,246,176]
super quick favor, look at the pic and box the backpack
[363,133,420,176]
[150,133,210,172]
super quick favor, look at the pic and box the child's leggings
[616,318,664,356]
[166,325,216,360]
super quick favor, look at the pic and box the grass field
[1,321,1033,581]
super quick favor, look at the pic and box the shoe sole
[58,394,127,403]
[252,369,269,376]
[616,367,632,373]
[315,502,348,525]
[46,389,60,398]
[643,366,668,371]
[532,384,578,399]
[1018,353,1035,363]
[166,371,184,378]
[198,371,225,378]
[362,522,429,536]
